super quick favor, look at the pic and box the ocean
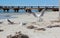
[0,9,39,13]
[0,9,39,19]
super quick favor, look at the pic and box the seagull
[32,8,46,22]
[32,8,46,17]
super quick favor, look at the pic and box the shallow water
[0,14,17,19]
[0,10,39,19]
[0,9,39,13]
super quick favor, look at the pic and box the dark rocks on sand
[27,25,36,29]
[22,23,27,25]
[7,31,29,38]
[12,35,17,38]
[21,34,29,38]
[47,26,53,28]
[35,28,46,31]
[0,29,4,32]
[53,25,60,27]
[47,25,60,28]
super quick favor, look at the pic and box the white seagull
[32,8,46,22]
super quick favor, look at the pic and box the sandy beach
[0,11,60,38]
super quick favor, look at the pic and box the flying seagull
[32,8,46,22]
[32,8,46,17]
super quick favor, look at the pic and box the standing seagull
[32,8,46,22]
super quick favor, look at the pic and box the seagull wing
[40,8,46,17]
[32,12,37,17]
[32,8,46,17]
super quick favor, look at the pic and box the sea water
[0,9,39,13]
[0,9,39,19]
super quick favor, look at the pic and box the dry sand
[0,11,60,38]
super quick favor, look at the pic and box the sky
[0,0,59,6]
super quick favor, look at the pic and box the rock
[35,28,46,31]
[47,26,53,28]
[7,31,29,38]
[21,34,29,38]
[0,29,4,32]
[47,25,60,28]
[22,23,27,25]
[53,25,60,27]
[27,25,36,29]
